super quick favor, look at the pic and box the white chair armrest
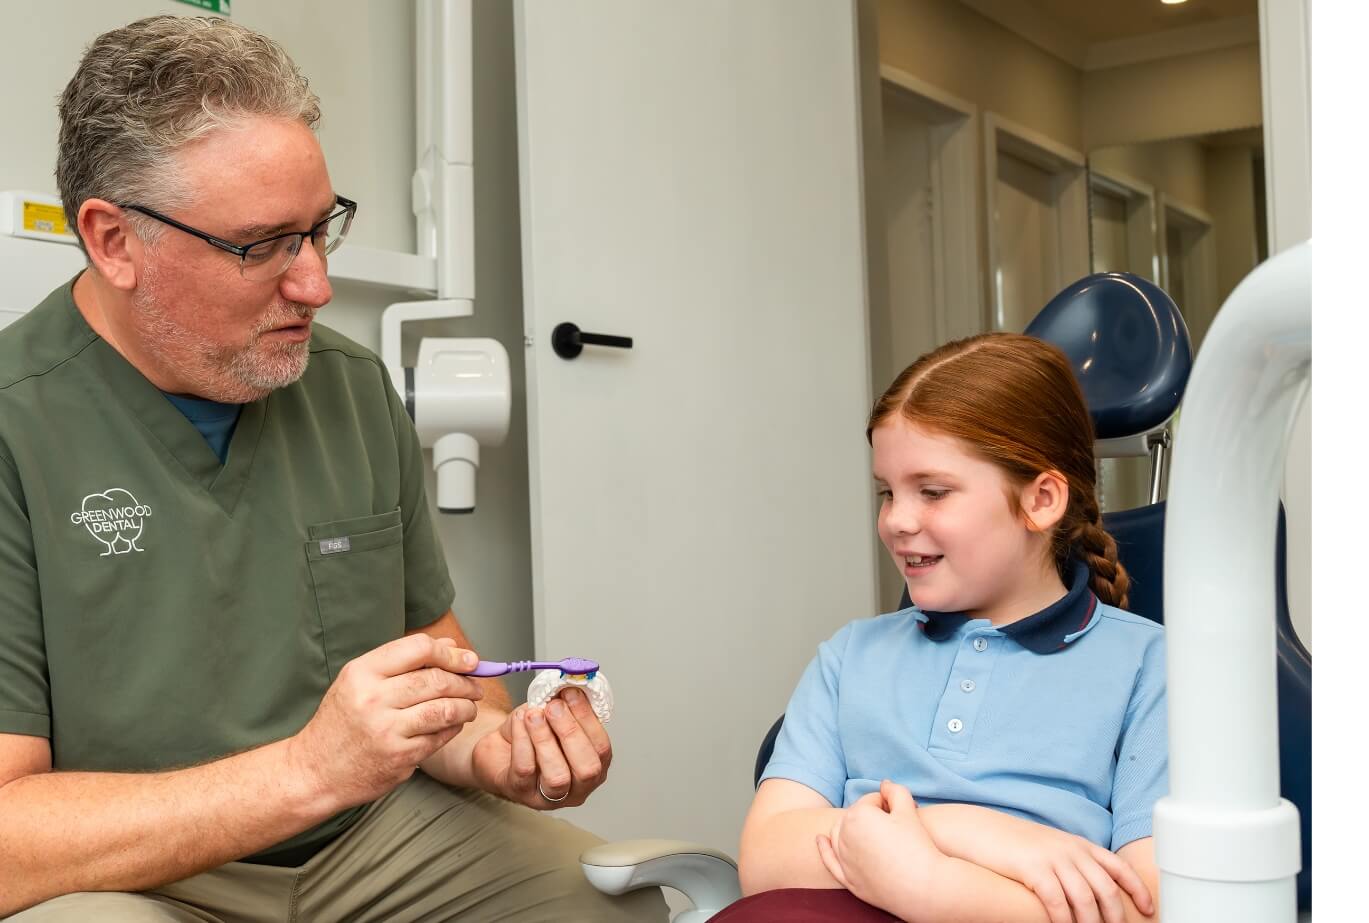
[581,838,741,923]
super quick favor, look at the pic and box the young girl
[725,334,1166,923]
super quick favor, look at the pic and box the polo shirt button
[960,679,976,692]
[947,718,964,733]
[972,638,988,652]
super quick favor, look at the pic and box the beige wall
[878,2,1262,157]
[878,0,1083,151]
[1090,136,1263,340]
[1083,43,1262,150]
[1090,138,1210,212]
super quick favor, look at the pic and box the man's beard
[131,273,314,403]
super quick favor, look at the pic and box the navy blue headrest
[1025,273,1193,440]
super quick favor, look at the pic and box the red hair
[868,333,1130,609]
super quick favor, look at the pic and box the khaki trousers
[10,773,668,922]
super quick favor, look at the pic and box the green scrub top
[0,278,456,862]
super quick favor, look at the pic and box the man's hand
[470,687,611,809]
[816,780,946,912]
[286,634,484,809]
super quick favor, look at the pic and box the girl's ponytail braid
[1067,498,1131,611]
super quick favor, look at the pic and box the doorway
[985,113,1089,333]
[1160,196,1217,348]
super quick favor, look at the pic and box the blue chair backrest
[1025,273,1192,438]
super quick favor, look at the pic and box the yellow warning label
[22,201,70,237]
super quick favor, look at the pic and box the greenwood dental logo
[69,489,150,556]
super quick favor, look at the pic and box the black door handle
[551,322,634,360]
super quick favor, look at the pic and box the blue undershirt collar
[162,392,243,464]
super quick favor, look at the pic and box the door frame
[879,65,983,343]
[1159,194,1218,343]
[1088,166,1159,281]
[983,112,1089,330]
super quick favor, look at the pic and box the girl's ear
[1020,470,1069,533]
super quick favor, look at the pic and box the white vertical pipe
[413,0,475,302]
[1153,241,1309,921]
[414,0,436,259]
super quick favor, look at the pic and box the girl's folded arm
[738,778,847,894]
[910,806,1160,922]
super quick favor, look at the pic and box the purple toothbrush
[467,657,599,678]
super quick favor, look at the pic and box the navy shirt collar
[916,560,1099,654]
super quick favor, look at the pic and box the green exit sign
[173,0,231,14]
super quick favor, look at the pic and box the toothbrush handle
[468,660,560,677]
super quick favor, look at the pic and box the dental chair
[581,272,1311,921]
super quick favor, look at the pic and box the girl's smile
[872,417,1067,625]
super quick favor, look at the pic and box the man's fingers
[524,707,573,798]
[558,688,613,769]
[498,708,518,745]
[368,633,477,679]
[398,696,478,738]
[414,720,467,763]
[508,706,538,794]
[543,695,606,783]
[385,666,483,710]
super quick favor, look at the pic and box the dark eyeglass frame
[118,195,358,277]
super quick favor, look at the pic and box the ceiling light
[1162,0,1189,5]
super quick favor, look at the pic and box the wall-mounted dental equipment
[381,0,510,514]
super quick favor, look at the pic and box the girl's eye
[922,489,949,501]
[875,488,892,501]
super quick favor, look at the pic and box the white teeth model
[527,669,615,724]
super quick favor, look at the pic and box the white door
[515,0,879,854]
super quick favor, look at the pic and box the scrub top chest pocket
[306,508,406,679]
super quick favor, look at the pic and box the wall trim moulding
[956,1,1259,73]
[1084,15,1260,71]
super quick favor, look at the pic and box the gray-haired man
[0,16,666,922]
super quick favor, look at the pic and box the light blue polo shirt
[760,561,1167,850]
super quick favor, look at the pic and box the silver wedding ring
[537,779,570,803]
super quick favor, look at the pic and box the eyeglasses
[119,195,357,281]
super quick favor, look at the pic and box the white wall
[0,0,535,690]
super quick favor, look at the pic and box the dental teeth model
[527,667,614,725]
[466,657,615,724]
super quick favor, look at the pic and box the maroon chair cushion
[710,888,902,922]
